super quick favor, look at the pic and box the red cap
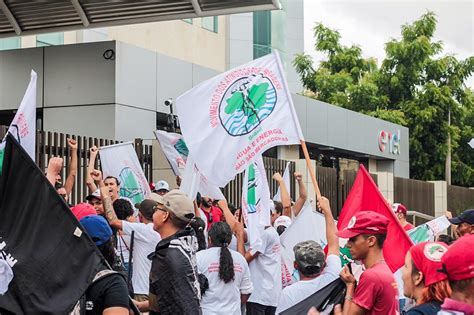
[392,203,408,215]
[441,234,474,281]
[337,211,390,238]
[71,203,97,221]
[410,241,448,286]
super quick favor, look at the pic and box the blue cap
[80,215,112,246]
[449,209,474,225]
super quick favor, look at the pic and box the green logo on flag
[219,74,277,136]
[247,163,257,214]
[0,145,4,176]
[173,138,189,158]
[408,224,432,244]
[119,167,146,205]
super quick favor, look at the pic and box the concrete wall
[292,93,410,178]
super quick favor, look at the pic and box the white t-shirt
[116,233,131,263]
[199,208,209,247]
[248,227,282,307]
[197,247,253,315]
[229,228,249,252]
[122,221,161,294]
[276,254,341,313]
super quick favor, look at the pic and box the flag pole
[300,140,321,199]
[273,50,322,200]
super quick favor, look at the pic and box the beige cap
[149,192,165,204]
[159,189,195,223]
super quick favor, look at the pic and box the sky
[303,0,474,88]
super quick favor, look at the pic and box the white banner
[99,142,151,205]
[242,155,271,255]
[176,51,303,187]
[180,155,225,200]
[154,130,189,176]
[279,203,328,285]
[273,162,291,202]
[7,70,37,161]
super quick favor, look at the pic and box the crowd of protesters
[44,142,474,315]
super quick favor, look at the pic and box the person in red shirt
[392,203,415,231]
[200,195,224,230]
[337,211,400,315]
[438,234,474,314]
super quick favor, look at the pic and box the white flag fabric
[273,162,291,202]
[407,215,451,244]
[99,142,151,205]
[180,155,225,200]
[7,70,37,161]
[242,155,271,255]
[154,130,189,176]
[176,51,303,187]
[279,203,328,286]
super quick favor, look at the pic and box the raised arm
[292,172,307,216]
[46,157,63,187]
[86,146,99,193]
[217,199,238,229]
[94,169,122,230]
[273,172,292,217]
[317,196,339,256]
[64,138,78,195]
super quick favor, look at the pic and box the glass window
[0,37,20,50]
[202,16,218,33]
[182,18,193,24]
[36,32,64,47]
[253,11,272,58]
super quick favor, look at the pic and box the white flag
[154,130,189,176]
[180,155,225,200]
[279,203,329,285]
[242,156,271,254]
[7,70,37,161]
[99,142,151,205]
[176,52,303,187]
[273,162,291,202]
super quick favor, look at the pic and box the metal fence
[0,126,153,205]
[447,185,474,215]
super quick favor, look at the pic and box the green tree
[295,12,474,186]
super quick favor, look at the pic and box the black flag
[0,133,105,314]
[280,278,346,315]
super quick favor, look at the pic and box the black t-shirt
[85,273,130,315]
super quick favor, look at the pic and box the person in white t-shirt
[197,221,253,315]
[276,196,341,314]
[101,187,161,302]
[244,225,282,314]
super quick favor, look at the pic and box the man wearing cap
[392,203,414,231]
[101,187,161,302]
[276,197,341,314]
[138,189,201,314]
[154,180,170,196]
[274,215,292,235]
[448,209,474,238]
[438,235,474,314]
[338,211,399,315]
[86,189,104,215]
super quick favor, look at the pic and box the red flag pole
[300,140,321,200]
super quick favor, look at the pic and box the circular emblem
[347,216,357,229]
[423,243,448,262]
[219,73,277,136]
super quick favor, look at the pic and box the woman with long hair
[196,221,253,315]
[402,241,452,314]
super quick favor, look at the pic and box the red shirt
[352,261,399,315]
[201,206,224,230]
[403,223,415,231]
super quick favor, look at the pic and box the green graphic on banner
[408,224,432,244]
[119,167,146,205]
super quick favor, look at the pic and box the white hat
[274,215,292,229]
[155,180,170,192]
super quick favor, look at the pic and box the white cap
[155,180,170,192]
[274,215,292,229]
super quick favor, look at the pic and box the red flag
[338,165,413,272]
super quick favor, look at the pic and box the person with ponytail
[196,221,253,315]
[402,241,452,314]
